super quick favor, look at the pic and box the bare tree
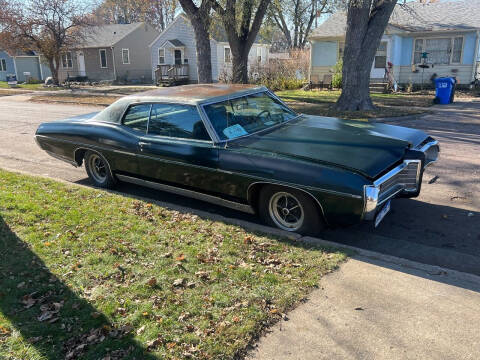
[270,0,331,49]
[178,0,214,83]
[0,0,92,85]
[336,0,397,110]
[213,0,272,83]
[95,0,177,31]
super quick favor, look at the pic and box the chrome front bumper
[363,139,440,221]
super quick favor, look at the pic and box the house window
[99,49,107,68]
[224,47,231,63]
[62,52,73,68]
[257,47,262,63]
[374,41,387,68]
[412,37,463,65]
[452,37,463,63]
[338,41,345,60]
[158,48,165,64]
[425,38,450,64]
[413,39,423,64]
[122,49,130,64]
[0,59,6,71]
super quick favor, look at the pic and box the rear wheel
[258,185,324,236]
[84,151,117,189]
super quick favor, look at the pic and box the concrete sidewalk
[247,256,480,360]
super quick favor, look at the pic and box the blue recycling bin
[434,77,456,104]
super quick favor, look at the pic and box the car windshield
[203,91,297,140]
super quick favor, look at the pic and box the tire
[258,185,324,236]
[84,151,117,189]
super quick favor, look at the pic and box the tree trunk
[190,16,213,83]
[232,50,248,83]
[47,57,59,85]
[335,0,397,111]
[178,0,213,83]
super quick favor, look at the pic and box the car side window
[123,104,151,133]
[148,103,211,141]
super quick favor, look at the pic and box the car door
[136,103,221,194]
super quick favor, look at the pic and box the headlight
[363,185,379,220]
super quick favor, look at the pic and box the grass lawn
[31,93,118,106]
[277,89,434,120]
[0,170,346,360]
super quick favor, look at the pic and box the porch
[155,64,189,86]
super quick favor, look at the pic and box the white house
[149,14,270,84]
[309,0,480,86]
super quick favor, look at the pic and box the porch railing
[155,64,189,84]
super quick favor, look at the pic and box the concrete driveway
[0,94,479,275]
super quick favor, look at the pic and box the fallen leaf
[146,335,164,351]
[175,254,185,261]
[136,325,146,335]
[91,312,101,319]
[27,336,43,343]
[16,282,26,289]
[232,316,240,323]
[147,277,157,287]
[166,342,176,349]
[173,278,185,287]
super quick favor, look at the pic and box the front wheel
[258,185,324,236]
[84,151,117,189]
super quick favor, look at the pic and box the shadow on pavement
[0,216,157,359]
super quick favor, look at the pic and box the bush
[332,60,342,88]
[25,77,41,84]
[248,49,309,91]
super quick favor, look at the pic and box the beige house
[59,23,159,83]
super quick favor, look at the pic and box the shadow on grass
[0,216,158,360]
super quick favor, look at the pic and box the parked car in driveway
[35,84,439,235]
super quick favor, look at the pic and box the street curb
[2,167,479,286]
[302,236,480,285]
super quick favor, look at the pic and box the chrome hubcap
[89,154,107,183]
[269,192,304,231]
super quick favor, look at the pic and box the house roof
[166,39,185,47]
[80,23,143,48]
[310,0,480,39]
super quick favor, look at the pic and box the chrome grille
[377,161,420,203]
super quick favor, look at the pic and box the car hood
[231,115,428,179]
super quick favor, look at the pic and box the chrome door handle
[139,142,149,151]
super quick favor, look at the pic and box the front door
[174,50,182,65]
[370,41,388,79]
[77,51,86,76]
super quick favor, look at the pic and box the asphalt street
[0,94,478,275]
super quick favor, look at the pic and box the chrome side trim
[247,181,329,225]
[116,174,255,214]
[45,150,79,167]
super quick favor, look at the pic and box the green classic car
[35,84,439,235]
